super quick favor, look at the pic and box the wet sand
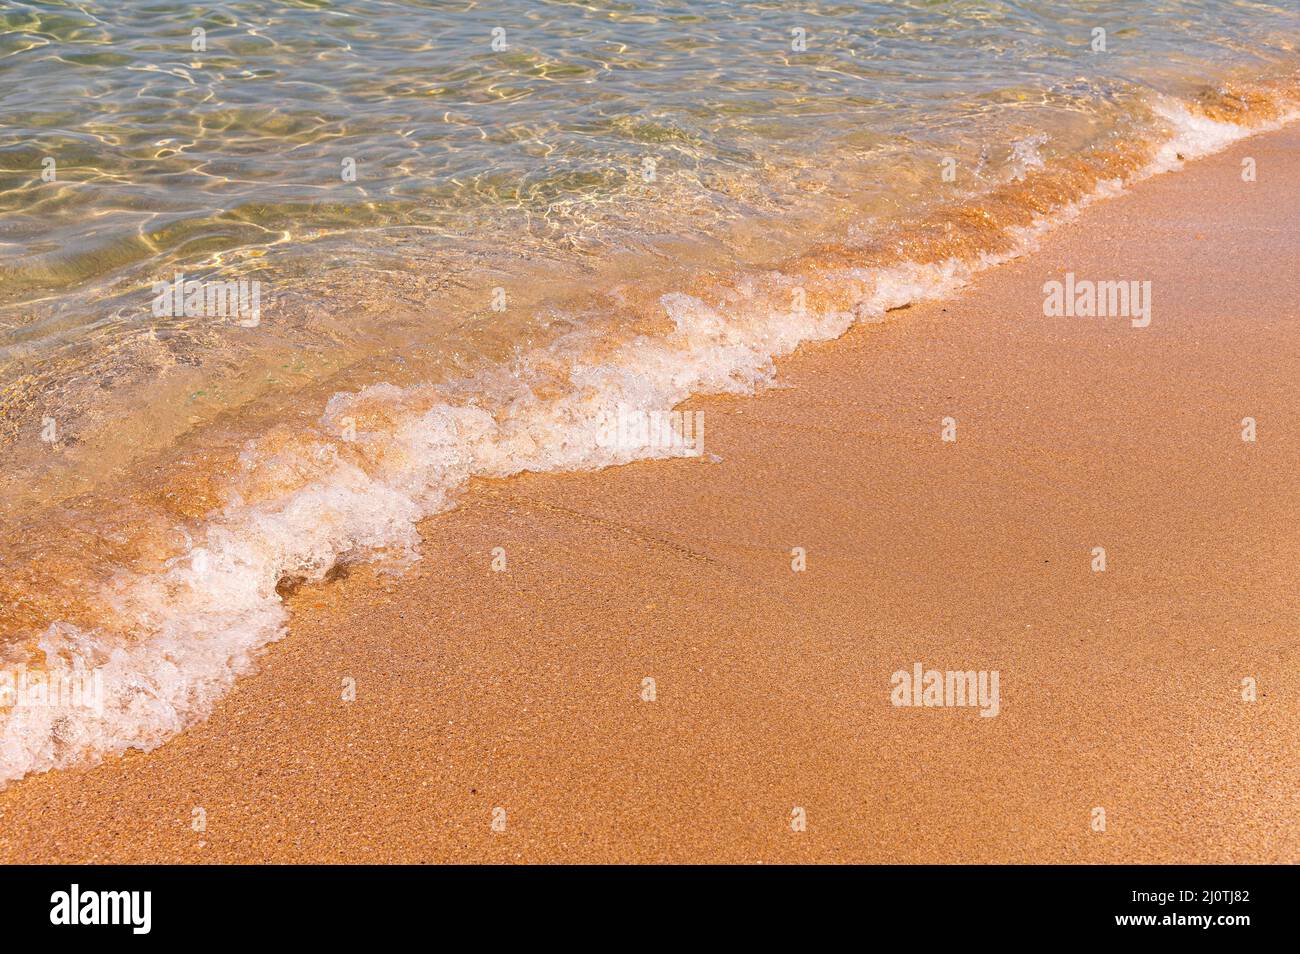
[2,126,1297,864]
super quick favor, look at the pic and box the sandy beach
[2,124,1297,865]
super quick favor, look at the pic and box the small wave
[1,82,1295,786]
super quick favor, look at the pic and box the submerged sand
[1,126,1297,864]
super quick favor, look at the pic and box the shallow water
[0,0,1297,782]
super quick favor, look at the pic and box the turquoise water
[3,0,1297,311]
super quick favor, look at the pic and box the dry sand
[1,126,1297,864]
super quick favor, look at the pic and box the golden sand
[1,126,1297,863]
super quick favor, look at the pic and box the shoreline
[2,125,1298,863]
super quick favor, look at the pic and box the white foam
[1,97,1293,787]
[1009,134,1049,180]
[1146,96,1298,175]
